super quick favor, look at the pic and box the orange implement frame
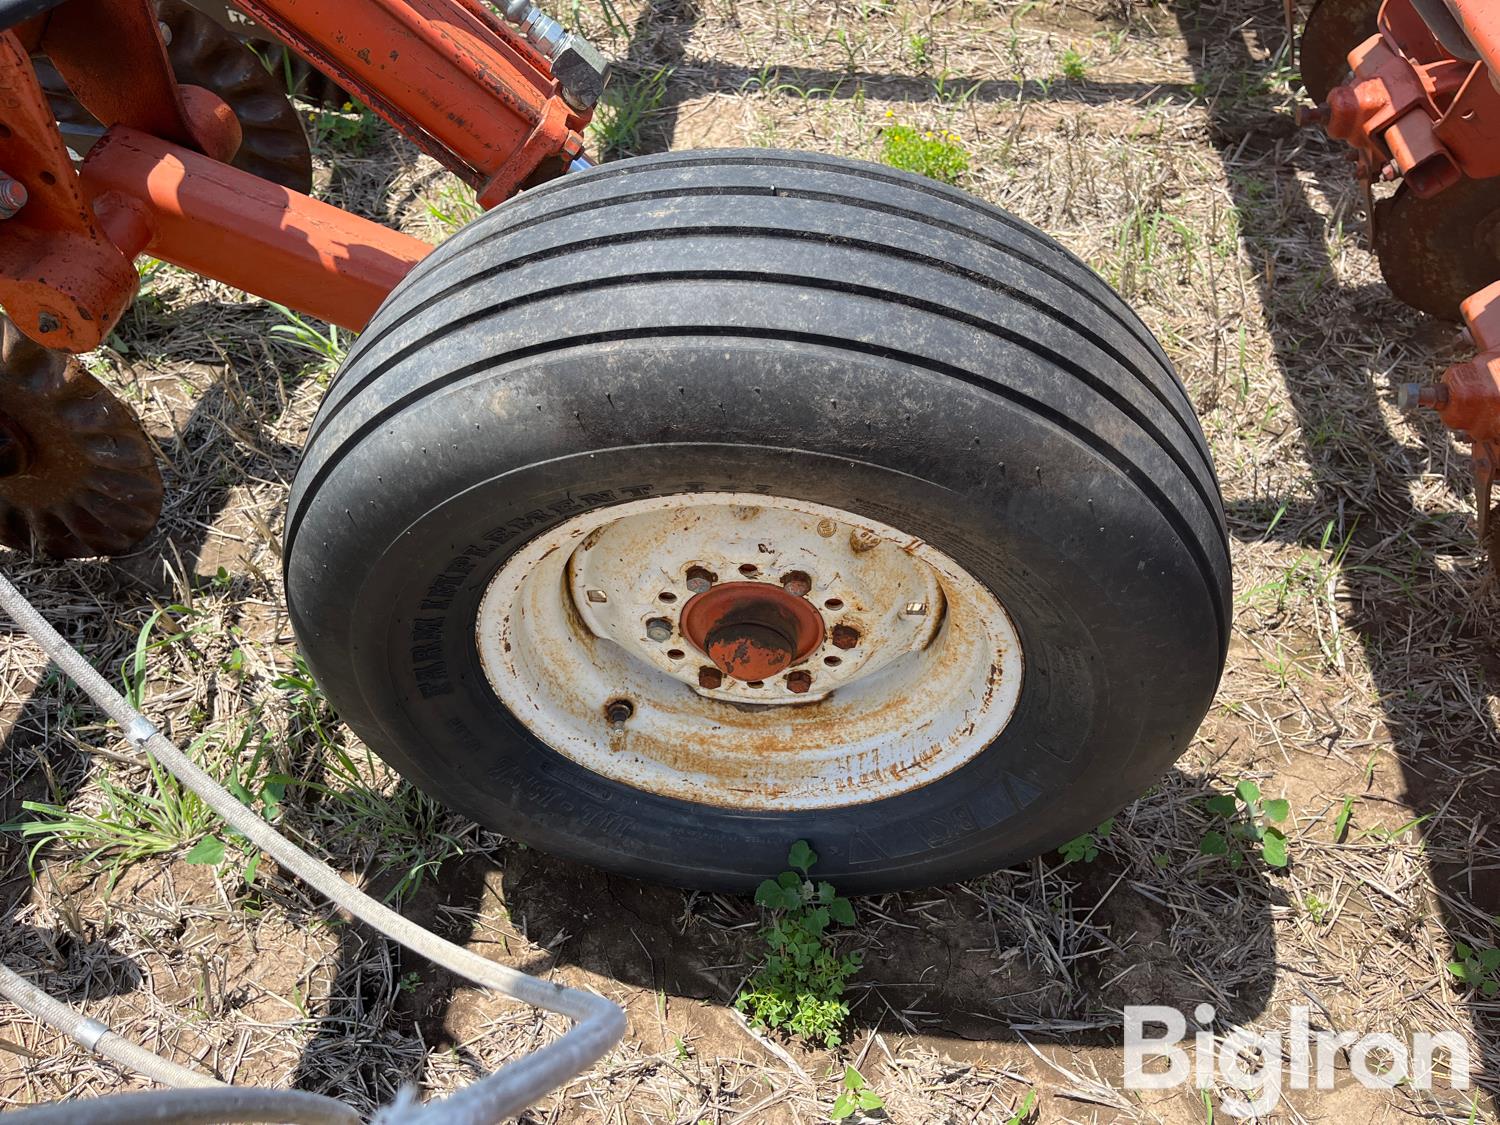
[229,0,589,202]
[0,0,593,350]
[1314,0,1500,557]
[1311,0,1500,194]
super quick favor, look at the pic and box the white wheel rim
[475,492,1023,810]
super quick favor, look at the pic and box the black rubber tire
[284,149,1231,893]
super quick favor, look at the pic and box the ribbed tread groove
[288,322,1227,653]
[294,264,1226,557]
[349,167,1181,406]
[311,218,1217,495]
[508,150,1176,369]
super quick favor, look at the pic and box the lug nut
[831,624,859,650]
[1379,160,1401,182]
[685,565,715,593]
[698,665,723,689]
[781,570,811,597]
[786,670,812,694]
[849,528,880,553]
[646,617,673,642]
[0,176,27,221]
[605,699,634,729]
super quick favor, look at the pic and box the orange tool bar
[79,127,431,330]
[229,0,588,202]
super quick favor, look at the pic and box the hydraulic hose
[0,570,626,1124]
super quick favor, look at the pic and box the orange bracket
[1313,0,1500,195]
[0,29,139,351]
[1426,282,1500,542]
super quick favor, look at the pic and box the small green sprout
[1057,818,1114,864]
[1447,944,1500,997]
[830,1066,884,1121]
[1199,780,1290,869]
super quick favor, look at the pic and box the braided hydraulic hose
[0,570,627,1124]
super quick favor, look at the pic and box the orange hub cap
[680,581,825,682]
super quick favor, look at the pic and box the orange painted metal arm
[80,127,431,331]
[230,0,590,202]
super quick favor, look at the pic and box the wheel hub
[681,581,824,682]
[476,493,1024,809]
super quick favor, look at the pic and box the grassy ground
[2,0,1499,1121]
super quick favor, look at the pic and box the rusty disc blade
[35,0,312,193]
[1373,177,1500,320]
[1301,0,1381,103]
[0,316,163,557]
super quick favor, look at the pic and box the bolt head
[781,571,812,597]
[646,617,673,642]
[786,670,812,694]
[831,624,859,650]
[685,565,715,593]
[698,665,723,690]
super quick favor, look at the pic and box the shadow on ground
[1167,0,1500,1101]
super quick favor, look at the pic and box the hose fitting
[497,0,608,112]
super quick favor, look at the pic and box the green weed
[906,32,932,70]
[1447,944,1500,996]
[274,655,466,900]
[589,66,671,158]
[736,840,862,1048]
[1059,47,1088,81]
[1057,818,1114,864]
[9,754,219,888]
[1199,780,1290,869]
[829,1065,884,1121]
[1006,1090,1038,1124]
[879,120,968,184]
[305,99,382,153]
[269,304,346,380]
[425,179,484,234]
[1331,795,1355,842]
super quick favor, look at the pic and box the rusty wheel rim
[1373,178,1500,321]
[34,0,313,193]
[0,316,163,557]
[1300,0,1381,104]
[475,493,1024,810]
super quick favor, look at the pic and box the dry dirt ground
[1,0,1499,1121]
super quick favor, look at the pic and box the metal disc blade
[1301,0,1381,103]
[1373,178,1500,320]
[0,317,163,558]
